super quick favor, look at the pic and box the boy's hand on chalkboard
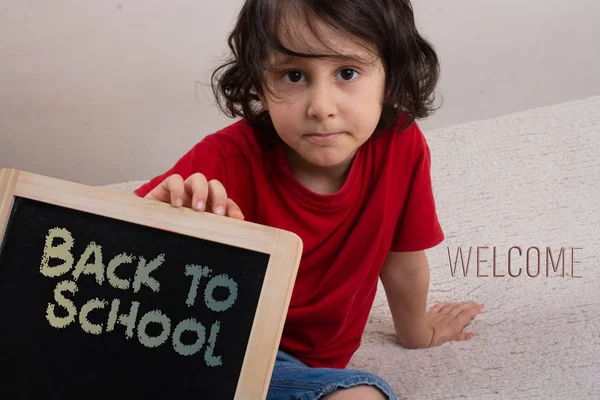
[144,174,245,220]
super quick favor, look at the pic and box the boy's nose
[307,81,337,121]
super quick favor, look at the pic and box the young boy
[134,1,483,398]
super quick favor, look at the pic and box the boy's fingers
[226,198,245,220]
[145,177,173,203]
[442,332,474,345]
[447,310,481,335]
[146,176,239,218]
[439,303,458,315]
[167,174,192,207]
[448,302,479,318]
[457,332,475,341]
[456,308,483,327]
[146,174,187,207]
[185,173,208,210]
[207,179,227,215]
[429,302,450,314]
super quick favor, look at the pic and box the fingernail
[196,200,205,210]
[214,205,225,215]
[174,198,182,207]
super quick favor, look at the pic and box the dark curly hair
[211,0,440,134]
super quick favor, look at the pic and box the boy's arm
[379,250,433,349]
[380,250,483,349]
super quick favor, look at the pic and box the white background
[1,0,599,185]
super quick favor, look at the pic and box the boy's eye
[337,68,359,81]
[282,71,305,83]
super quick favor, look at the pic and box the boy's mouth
[305,132,345,142]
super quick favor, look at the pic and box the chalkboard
[0,168,302,400]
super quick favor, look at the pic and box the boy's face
[259,20,386,174]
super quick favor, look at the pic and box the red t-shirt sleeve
[133,137,226,198]
[391,134,445,252]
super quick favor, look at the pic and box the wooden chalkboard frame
[0,168,302,400]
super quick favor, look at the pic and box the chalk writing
[40,227,239,367]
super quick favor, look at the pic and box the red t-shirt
[134,118,445,368]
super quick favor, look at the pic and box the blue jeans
[267,350,397,400]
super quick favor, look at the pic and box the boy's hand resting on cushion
[144,173,245,220]
[425,301,483,347]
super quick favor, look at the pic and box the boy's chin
[288,146,356,171]
[306,154,355,170]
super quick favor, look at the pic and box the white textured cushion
[103,96,600,399]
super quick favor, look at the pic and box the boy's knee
[322,384,388,400]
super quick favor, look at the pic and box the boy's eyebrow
[270,52,375,66]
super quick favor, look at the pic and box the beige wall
[1,0,599,185]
